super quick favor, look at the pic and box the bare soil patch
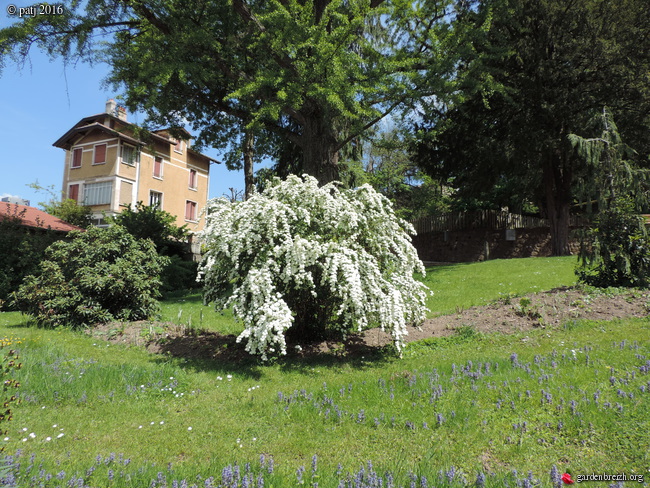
[87,287,649,362]
[359,287,649,347]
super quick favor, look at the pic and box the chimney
[105,99,117,115]
[116,106,127,121]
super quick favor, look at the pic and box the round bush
[12,225,168,328]
[199,174,430,359]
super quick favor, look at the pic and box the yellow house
[54,100,217,231]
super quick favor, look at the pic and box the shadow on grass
[2,311,398,380]
[152,328,399,377]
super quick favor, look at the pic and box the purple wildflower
[476,471,486,488]
[446,466,456,484]
[296,465,305,483]
[550,465,561,488]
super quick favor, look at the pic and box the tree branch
[120,0,172,35]
[335,98,405,152]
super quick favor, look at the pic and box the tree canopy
[415,0,650,254]
[1,0,470,185]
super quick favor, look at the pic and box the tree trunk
[543,152,573,256]
[243,130,255,200]
[300,111,340,185]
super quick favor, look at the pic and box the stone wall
[412,227,582,263]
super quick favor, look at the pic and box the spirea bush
[199,174,430,359]
[11,225,168,328]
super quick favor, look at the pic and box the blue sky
[0,14,253,208]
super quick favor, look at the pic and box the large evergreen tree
[1,0,468,185]
[415,0,650,255]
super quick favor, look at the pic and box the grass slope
[421,256,577,316]
[157,256,579,335]
[1,257,648,487]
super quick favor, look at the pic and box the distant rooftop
[0,202,83,232]
[1,196,30,206]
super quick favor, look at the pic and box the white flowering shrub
[199,174,429,359]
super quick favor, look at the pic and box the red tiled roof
[0,203,84,233]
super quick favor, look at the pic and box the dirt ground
[88,287,649,362]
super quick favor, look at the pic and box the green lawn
[158,256,579,334]
[1,256,648,487]
[421,256,578,315]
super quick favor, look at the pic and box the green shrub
[0,205,64,307]
[110,201,189,256]
[110,202,199,293]
[577,198,650,288]
[42,198,93,229]
[11,226,168,328]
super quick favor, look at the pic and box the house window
[188,169,197,190]
[83,181,112,206]
[185,200,197,222]
[68,184,80,202]
[149,191,163,209]
[121,143,137,165]
[93,144,107,165]
[153,156,163,178]
[71,148,83,168]
[91,217,108,227]
[174,139,184,154]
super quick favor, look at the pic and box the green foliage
[0,347,20,452]
[1,0,467,185]
[11,226,168,328]
[159,255,199,294]
[28,183,92,228]
[364,130,451,220]
[415,0,650,254]
[569,107,649,213]
[572,110,650,288]
[110,202,199,293]
[577,198,650,288]
[109,202,189,256]
[0,204,63,307]
[42,199,93,229]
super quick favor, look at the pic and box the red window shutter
[72,148,82,168]
[154,157,162,178]
[185,201,197,221]
[69,184,79,202]
[189,169,197,189]
[94,144,106,164]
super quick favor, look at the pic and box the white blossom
[199,174,430,358]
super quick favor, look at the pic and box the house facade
[54,100,216,231]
